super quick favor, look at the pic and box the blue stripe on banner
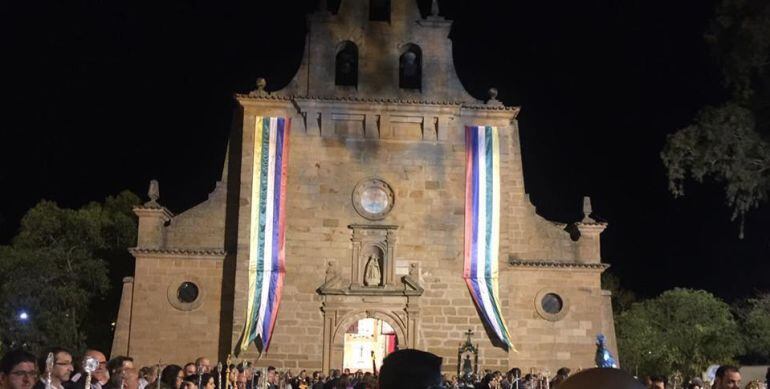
[263,119,284,347]
[470,128,480,281]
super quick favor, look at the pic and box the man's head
[378,349,443,389]
[267,366,277,384]
[38,348,74,384]
[1,349,38,389]
[235,367,251,389]
[715,365,741,389]
[649,375,666,389]
[183,363,197,378]
[122,368,139,389]
[108,367,139,389]
[194,358,210,374]
[107,356,134,377]
[83,350,109,385]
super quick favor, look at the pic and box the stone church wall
[127,254,224,366]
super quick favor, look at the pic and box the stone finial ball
[488,87,498,100]
[256,77,267,89]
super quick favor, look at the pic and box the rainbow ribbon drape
[237,116,290,354]
[464,125,514,350]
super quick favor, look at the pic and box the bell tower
[282,0,476,102]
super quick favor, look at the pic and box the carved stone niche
[351,224,395,289]
[317,224,423,297]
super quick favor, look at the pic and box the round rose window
[352,178,395,220]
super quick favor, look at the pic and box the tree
[616,288,742,379]
[601,269,636,314]
[734,293,770,364]
[661,0,770,237]
[0,191,139,354]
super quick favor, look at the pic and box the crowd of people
[0,347,767,389]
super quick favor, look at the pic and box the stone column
[575,197,607,263]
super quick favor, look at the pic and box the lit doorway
[342,318,398,373]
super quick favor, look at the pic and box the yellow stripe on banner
[242,116,265,352]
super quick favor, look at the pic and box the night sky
[3,0,768,301]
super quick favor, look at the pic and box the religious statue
[457,329,478,386]
[462,355,473,378]
[364,254,382,286]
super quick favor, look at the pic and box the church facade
[112,0,617,374]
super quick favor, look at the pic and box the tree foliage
[616,288,742,379]
[0,191,139,355]
[661,103,770,223]
[734,293,770,364]
[661,0,770,236]
[601,270,636,314]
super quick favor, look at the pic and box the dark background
[2,0,768,301]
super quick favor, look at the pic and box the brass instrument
[224,355,232,389]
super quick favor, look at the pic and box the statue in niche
[364,253,382,287]
[462,354,473,378]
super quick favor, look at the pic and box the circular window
[361,187,390,214]
[167,277,205,311]
[541,293,563,314]
[177,282,199,303]
[352,178,395,220]
[534,289,569,321]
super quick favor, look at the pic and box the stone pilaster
[111,277,134,357]
[134,206,173,248]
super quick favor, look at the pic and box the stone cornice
[507,259,610,270]
[129,247,226,259]
[133,205,174,218]
[235,94,520,113]
[294,95,466,106]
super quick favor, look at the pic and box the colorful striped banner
[237,116,290,354]
[464,125,514,350]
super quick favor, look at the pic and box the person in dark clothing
[160,365,184,389]
[378,349,443,389]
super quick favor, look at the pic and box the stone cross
[464,328,474,343]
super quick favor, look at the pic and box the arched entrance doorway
[342,318,398,372]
